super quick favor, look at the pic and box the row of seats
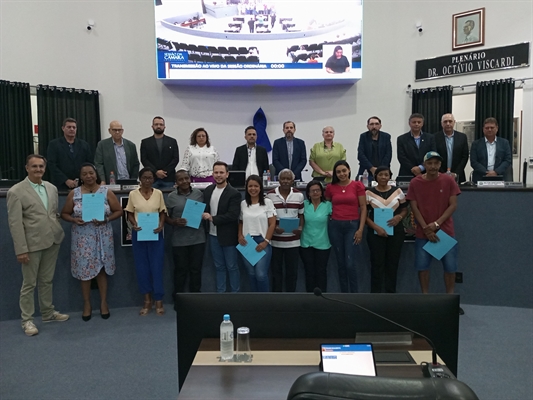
[188,54,260,63]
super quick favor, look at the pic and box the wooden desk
[178,338,446,399]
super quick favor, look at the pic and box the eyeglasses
[140,176,154,181]
[110,129,124,133]
[310,189,322,193]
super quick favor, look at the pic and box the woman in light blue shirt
[300,180,332,292]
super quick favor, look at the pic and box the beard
[153,128,165,135]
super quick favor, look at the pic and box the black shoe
[100,309,110,320]
[82,313,92,322]
[459,307,465,315]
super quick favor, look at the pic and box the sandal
[140,301,152,316]
[155,301,165,316]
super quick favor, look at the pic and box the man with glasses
[94,120,140,184]
[47,117,93,191]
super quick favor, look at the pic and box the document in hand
[279,217,299,233]
[182,199,206,229]
[137,213,159,241]
[373,208,393,236]
[236,234,266,266]
[422,230,457,260]
[82,193,105,222]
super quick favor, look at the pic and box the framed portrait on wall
[452,8,485,51]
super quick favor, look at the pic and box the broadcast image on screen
[320,343,377,376]
[155,0,362,83]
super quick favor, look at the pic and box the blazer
[470,137,512,182]
[140,135,179,183]
[434,130,469,183]
[272,137,307,180]
[231,144,269,174]
[94,137,140,182]
[357,130,392,176]
[47,137,93,190]
[6,178,65,255]
[203,183,241,246]
[396,132,436,176]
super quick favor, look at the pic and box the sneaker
[42,311,70,323]
[22,321,39,336]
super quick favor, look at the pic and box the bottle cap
[224,314,230,320]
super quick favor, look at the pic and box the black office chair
[287,372,479,400]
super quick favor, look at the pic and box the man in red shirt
[406,151,463,313]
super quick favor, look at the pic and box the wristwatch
[264,238,271,243]
[434,221,440,229]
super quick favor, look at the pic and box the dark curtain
[411,86,453,134]
[37,85,101,180]
[474,79,515,142]
[0,80,33,181]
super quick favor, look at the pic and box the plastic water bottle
[266,170,271,183]
[220,314,234,361]
[109,171,116,185]
[362,170,369,187]
[263,170,268,186]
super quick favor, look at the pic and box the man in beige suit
[7,155,69,336]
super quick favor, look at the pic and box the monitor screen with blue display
[155,0,362,85]
[320,343,377,376]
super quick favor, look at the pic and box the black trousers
[271,246,300,292]
[172,243,205,294]
[366,229,404,293]
[299,246,330,293]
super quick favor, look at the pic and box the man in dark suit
[470,117,512,183]
[231,126,269,177]
[94,120,140,184]
[140,116,179,189]
[202,161,242,292]
[434,113,469,183]
[47,117,93,191]
[397,113,436,177]
[357,116,392,179]
[7,155,69,336]
[272,121,307,180]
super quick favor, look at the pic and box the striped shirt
[266,187,304,248]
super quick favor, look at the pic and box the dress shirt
[29,180,48,211]
[246,146,259,177]
[286,139,293,169]
[309,141,346,182]
[486,137,497,171]
[113,141,129,179]
[445,133,454,170]
[411,133,424,171]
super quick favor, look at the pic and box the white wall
[1,0,532,182]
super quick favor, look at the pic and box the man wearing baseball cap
[406,151,463,314]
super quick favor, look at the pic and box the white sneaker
[22,321,39,336]
[42,311,70,323]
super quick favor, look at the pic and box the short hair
[138,167,156,180]
[175,169,190,180]
[278,168,295,180]
[331,160,352,184]
[483,117,499,127]
[79,162,102,185]
[465,20,475,29]
[305,180,326,203]
[283,121,296,129]
[26,154,47,165]
[152,116,165,124]
[367,116,381,124]
[62,117,77,127]
[441,113,455,122]
[213,161,228,172]
[190,128,211,147]
[244,175,265,206]
[374,165,393,179]
[409,113,425,122]
[244,126,256,134]
[322,126,334,134]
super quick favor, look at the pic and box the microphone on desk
[312,288,450,378]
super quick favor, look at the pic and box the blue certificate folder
[82,193,105,222]
[182,199,206,229]
[137,213,159,241]
[373,208,393,236]
[236,234,266,266]
[423,230,458,260]
[279,217,299,233]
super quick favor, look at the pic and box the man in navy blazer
[272,121,307,181]
[231,126,270,176]
[357,116,392,178]
[140,116,179,189]
[434,113,469,183]
[470,117,512,182]
[47,117,93,191]
[94,120,140,184]
[397,113,436,177]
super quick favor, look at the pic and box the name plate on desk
[477,181,505,187]
[122,184,139,191]
[505,182,524,187]
[104,184,122,191]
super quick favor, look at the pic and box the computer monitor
[228,170,246,189]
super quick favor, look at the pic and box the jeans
[299,246,330,293]
[172,243,205,294]
[328,219,360,293]
[132,231,165,300]
[242,236,272,292]
[367,227,404,293]
[209,235,240,292]
[271,246,300,292]
[415,238,458,273]
[152,180,175,190]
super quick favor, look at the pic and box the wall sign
[415,42,529,81]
